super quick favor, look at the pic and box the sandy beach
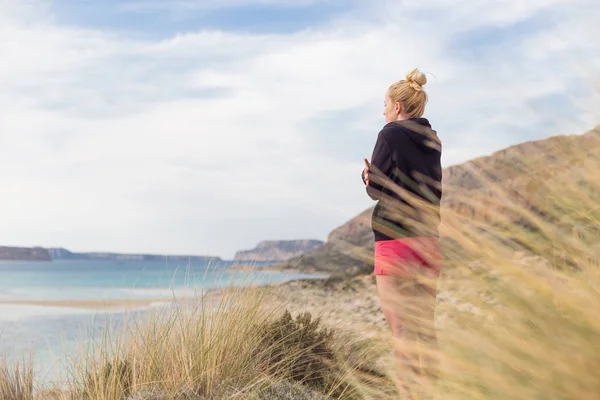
[268,275,390,340]
[266,273,459,341]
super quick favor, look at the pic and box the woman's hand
[363,158,370,187]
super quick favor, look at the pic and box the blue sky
[53,0,364,36]
[0,0,598,258]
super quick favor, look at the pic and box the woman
[362,68,443,394]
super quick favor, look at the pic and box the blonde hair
[388,68,428,118]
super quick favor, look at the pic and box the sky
[1,0,599,259]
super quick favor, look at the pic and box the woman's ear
[395,101,402,114]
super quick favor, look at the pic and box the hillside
[234,240,324,262]
[0,246,51,261]
[276,126,600,275]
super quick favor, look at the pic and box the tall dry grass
[0,356,34,400]
[45,281,392,400]
[434,133,600,400]
[360,127,600,399]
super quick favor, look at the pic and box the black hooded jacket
[362,118,442,242]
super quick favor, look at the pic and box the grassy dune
[426,133,600,399]
[6,283,396,400]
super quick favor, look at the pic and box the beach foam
[0,304,97,322]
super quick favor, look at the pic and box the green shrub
[255,310,336,390]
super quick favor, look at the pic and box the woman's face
[383,91,400,123]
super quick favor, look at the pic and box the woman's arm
[364,130,393,200]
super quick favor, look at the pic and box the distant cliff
[234,240,324,262]
[48,248,223,263]
[0,246,51,261]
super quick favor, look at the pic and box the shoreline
[0,273,387,339]
[0,297,179,311]
[0,272,331,312]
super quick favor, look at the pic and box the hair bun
[406,68,427,91]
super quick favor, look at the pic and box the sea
[0,259,327,388]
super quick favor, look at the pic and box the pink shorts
[374,237,443,279]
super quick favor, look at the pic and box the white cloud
[0,0,598,258]
[388,0,573,30]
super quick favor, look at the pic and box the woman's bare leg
[377,273,440,396]
[376,275,421,396]
[415,271,440,380]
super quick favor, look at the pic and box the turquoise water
[0,259,327,387]
[0,259,321,301]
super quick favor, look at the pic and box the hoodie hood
[392,117,440,153]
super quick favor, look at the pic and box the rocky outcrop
[234,240,324,263]
[0,246,51,261]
